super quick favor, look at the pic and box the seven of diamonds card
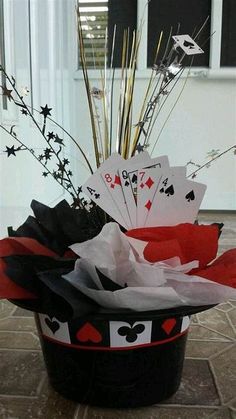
[83,152,206,229]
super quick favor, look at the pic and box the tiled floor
[0,212,235,419]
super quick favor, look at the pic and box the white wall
[70,72,236,210]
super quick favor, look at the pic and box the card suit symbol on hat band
[76,322,102,343]
[145,177,154,189]
[161,318,177,335]
[45,317,60,334]
[145,200,152,211]
[118,324,145,343]
[125,181,129,187]
[185,190,195,202]
[140,182,144,189]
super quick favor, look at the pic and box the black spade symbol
[183,40,195,49]
[165,185,174,196]
[45,317,60,334]
[185,190,195,202]
[131,174,137,184]
[160,187,165,193]
[125,180,129,186]
[118,324,145,343]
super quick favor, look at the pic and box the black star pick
[5,145,17,157]
[44,148,53,161]
[40,104,52,118]
[54,134,64,145]
[47,131,55,140]
[136,143,144,153]
[1,86,13,101]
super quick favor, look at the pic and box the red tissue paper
[126,223,236,289]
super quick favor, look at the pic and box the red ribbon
[0,237,57,299]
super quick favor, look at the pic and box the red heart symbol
[76,322,102,343]
[161,318,177,335]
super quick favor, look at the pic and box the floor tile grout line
[226,311,236,334]
[209,342,235,361]
[155,403,221,409]
[73,404,80,419]
[188,337,231,343]
[0,394,38,399]
[0,348,41,352]
[194,323,236,341]
[208,359,224,406]
[35,372,47,397]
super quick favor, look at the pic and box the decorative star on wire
[40,104,52,118]
[136,143,145,153]
[54,134,64,145]
[47,131,55,140]
[1,85,13,101]
[206,149,220,159]
[43,148,53,161]
[4,145,26,157]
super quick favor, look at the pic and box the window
[221,0,236,66]
[78,0,137,68]
[147,0,211,68]
[76,0,236,74]
[78,0,109,68]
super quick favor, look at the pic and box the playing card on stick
[100,167,131,228]
[118,152,153,227]
[136,156,170,227]
[145,172,206,227]
[82,153,128,228]
[172,34,204,55]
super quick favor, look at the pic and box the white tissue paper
[63,223,236,311]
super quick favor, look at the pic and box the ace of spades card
[145,172,206,227]
[82,153,129,229]
[172,34,204,56]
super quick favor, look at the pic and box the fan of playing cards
[82,152,206,229]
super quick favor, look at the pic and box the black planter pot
[33,306,212,408]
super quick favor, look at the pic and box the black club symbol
[118,324,145,343]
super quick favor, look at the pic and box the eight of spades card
[172,34,204,56]
[100,167,131,228]
[82,153,129,229]
[145,171,206,227]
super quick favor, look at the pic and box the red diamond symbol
[140,182,144,189]
[145,177,154,189]
[114,175,121,185]
[161,318,177,335]
[110,184,115,189]
[145,200,152,211]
